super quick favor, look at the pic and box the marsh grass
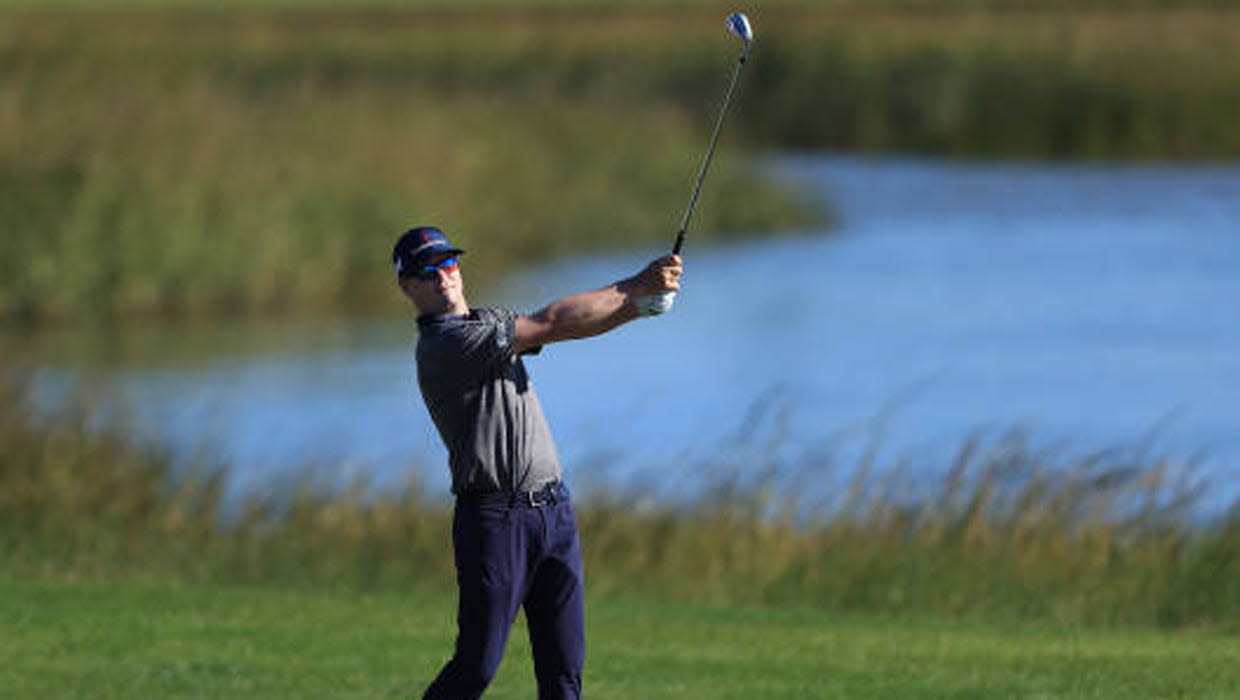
[0,9,811,321]
[5,5,1240,320]
[2,374,1235,629]
[2,78,802,320]
[585,433,1238,629]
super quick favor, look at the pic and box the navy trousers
[423,484,585,700]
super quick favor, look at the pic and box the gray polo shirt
[415,307,563,495]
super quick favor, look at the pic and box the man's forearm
[517,283,640,349]
[512,255,681,353]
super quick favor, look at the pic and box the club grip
[672,228,686,255]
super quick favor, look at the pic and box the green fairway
[2,578,1236,699]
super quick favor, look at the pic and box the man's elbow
[513,313,557,354]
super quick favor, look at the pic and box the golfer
[394,225,682,700]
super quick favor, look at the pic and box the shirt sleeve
[419,308,540,383]
[495,308,542,357]
[483,306,542,357]
[456,307,519,369]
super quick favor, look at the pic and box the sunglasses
[407,256,459,281]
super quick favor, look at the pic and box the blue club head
[726,12,754,44]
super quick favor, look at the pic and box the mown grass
[1,576,1237,700]
[3,373,1236,630]
[4,4,1240,320]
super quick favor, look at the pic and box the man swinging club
[395,225,682,699]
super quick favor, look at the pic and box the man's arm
[512,255,682,354]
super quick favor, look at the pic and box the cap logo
[409,240,444,257]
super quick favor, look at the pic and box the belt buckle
[526,489,545,508]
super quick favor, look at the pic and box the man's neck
[417,306,473,325]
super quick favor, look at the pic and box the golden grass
[3,373,1235,628]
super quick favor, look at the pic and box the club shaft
[673,52,748,255]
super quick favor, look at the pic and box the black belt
[458,481,569,508]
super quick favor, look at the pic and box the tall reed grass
[0,9,811,322]
[3,373,1235,629]
[5,5,1240,321]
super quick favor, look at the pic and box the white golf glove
[634,291,676,317]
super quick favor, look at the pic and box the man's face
[401,254,466,316]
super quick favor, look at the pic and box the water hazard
[17,154,1240,504]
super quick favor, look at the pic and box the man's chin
[429,295,465,316]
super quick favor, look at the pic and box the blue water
[25,154,1240,504]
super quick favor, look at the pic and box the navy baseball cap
[393,226,465,278]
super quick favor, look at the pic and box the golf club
[641,11,754,316]
[675,11,754,256]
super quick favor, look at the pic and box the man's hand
[629,255,683,317]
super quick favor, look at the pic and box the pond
[17,154,1240,506]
